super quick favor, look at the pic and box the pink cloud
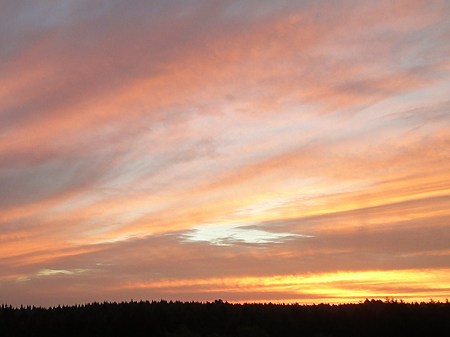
[1,0,450,305]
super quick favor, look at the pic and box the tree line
[1,299,449,337]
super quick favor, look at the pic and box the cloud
[1,0,450,306]
[182,223,311,246]
[36,268,89,277]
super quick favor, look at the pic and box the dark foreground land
[1,299,450,337]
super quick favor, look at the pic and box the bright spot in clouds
[184,223,312,246]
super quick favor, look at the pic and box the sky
[1,0,450,307]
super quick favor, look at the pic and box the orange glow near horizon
[118,269,450,304]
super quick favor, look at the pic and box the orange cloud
[1,0,450,306]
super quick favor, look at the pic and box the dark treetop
[1,299,449,337]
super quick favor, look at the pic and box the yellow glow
[119,269,450,304]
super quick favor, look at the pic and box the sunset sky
[1,0,450,307]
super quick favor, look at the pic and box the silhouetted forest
[1,299,449,337]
